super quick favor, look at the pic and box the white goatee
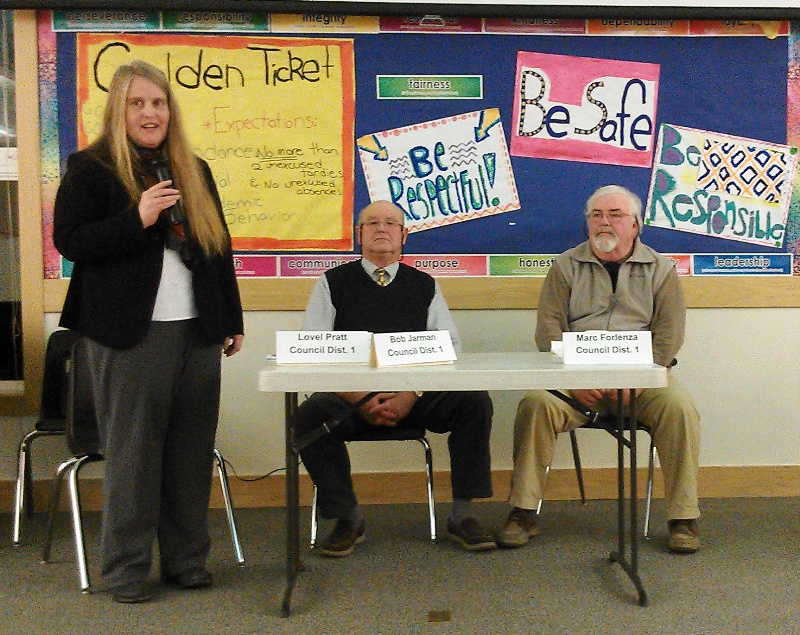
[592,230,619,254]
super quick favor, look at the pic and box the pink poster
[510,51,660,168]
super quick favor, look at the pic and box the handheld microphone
[150,155,184,225]
[293,392,379,452]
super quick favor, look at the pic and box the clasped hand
[360,391,417,427]
[139,180,180,228]
[572,387,643,409]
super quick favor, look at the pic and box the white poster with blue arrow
[357,108,521,233]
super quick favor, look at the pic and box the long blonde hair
[93,60,228,257]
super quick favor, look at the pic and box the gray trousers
[86,320,221,588]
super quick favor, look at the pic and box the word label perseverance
[276,331,372,364]
[562,330,653,365]
[372,330,457,367]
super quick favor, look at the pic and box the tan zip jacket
[535,238,685,368]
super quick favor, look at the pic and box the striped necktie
[375,267,388,286]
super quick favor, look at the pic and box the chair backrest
[39,329,83,425]
[66,337,101,457]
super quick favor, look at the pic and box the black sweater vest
[326,261,435,333]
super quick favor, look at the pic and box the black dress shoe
[162,567,213,589]
[111,581,152,604]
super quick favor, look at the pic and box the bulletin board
[35,10,800,310]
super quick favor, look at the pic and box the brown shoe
[447,517,497,551]
[318,519,366,557]
[497,507,541,548]
[668,518,700,553]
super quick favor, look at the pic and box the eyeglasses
[360,219,404,230]
[588,210,632,223]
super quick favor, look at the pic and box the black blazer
[54,142,243,350]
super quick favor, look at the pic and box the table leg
[281,392,302,617]
[609,388,649,607]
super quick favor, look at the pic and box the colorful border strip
[50,12,790,37]
[229,253,697,278]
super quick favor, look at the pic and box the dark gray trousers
[86,320,221,588]
[296,391,494,520]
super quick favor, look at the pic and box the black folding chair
[309,426,436,547]
[12,329,82,545]
[540,390,657,538]
[42,337,245,593]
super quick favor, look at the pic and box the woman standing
[54,61,243,603]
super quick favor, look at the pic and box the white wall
[2,306,798,485]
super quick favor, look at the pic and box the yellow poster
[77,33,355,251]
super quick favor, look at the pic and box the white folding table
[258,351,668,615]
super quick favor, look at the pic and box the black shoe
[162,567,213,589]
[447,517,497,551]
[318,519,366,557]
[111,581,152,604]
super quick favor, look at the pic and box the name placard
[275,331,372,364]
[372,330,457,367]
[562,330,653,365]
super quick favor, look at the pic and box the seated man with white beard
[496,185,702,554]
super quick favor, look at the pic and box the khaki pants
[508,374,701,521]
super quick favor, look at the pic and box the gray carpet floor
[2,497,799,635]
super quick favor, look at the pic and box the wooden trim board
[3,465,798,515]
[43,276,800,313]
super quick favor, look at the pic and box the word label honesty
[275,331,372,364]
[357,109,520,233]
[647,124,797,248]
[510,51,660,168]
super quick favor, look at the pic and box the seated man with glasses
[297,200,495,556]
[497,185,702,554]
